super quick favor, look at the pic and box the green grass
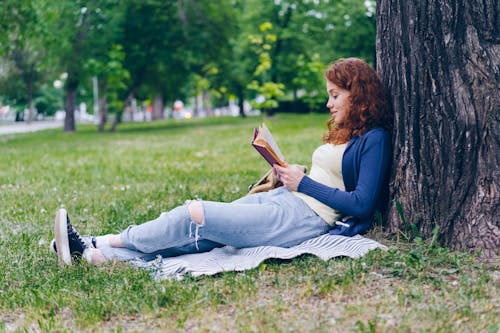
[0,114,498,332]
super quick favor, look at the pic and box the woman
[53,57,392,266]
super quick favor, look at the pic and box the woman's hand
[273,164,305,191]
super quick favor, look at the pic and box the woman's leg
[89,202,223,263]
[90,239,223,264]
[53,207,222,265]
[112,191,278,255]
[90,188,330,263]
[188,187,331,248]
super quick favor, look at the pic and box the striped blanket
[133,234,387,280]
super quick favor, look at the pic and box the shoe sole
[50,239,57,255]
[54,208,72,266]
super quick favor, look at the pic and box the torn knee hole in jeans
[189,221,201,250]
[187,200,204,225]
[186,200,205,250]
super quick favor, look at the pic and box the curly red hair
[323,58,392,144]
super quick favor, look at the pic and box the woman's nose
[326,97,333,108]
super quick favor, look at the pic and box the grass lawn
[0,114,498,332]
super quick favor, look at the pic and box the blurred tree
[121,0,236,120]
[0,0,48,122]
[180,0,237,114]
[226,0,376,114]
[212,0,258,117]
[121,0,184,120]
[41,0,124,132]
[0,0,377,125]
[247,22,285,116]
[33,84,64,117]
[86,45,130,131]
[291,53,326,111]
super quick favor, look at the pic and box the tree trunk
[237,85,246,118]
[377,0,499,257]
[152,95,164,120]
[123,92,136,122]
[110,112,121,132]
[26,97,34,124]
[97,97,108,132]
[64,78,78,132]
[26,76,34,123]
[202,90,212,116]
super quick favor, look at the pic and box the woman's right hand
[273,164,305,191]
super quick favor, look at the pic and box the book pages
[258,124,285,162]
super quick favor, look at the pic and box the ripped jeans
[98,187,331,262]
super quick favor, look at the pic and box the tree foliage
[0,0,377,127]
[0,0,49,120]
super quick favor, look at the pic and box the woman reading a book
[52,57,392,266]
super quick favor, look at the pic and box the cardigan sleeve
[297,130,391,219]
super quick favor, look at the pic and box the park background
[1,0,377,127]
[1,0,498,332]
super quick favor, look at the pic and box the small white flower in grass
[369,272,384,279]
[40,208,46,214]
[194,151,208,158]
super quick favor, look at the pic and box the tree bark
[26,94,34,123]
[64,77,78,132]
[110,111,121,132]
[97,97,108,132]
[377,0,499,257]
[152,95,164,120]
[25,67,35,123]
[202,90,212,116]
[237,84,246,118]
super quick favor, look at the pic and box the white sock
[94,235,111,248]
[82,248,94,262]
[83,248,107,265]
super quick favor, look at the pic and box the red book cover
[251,124,286,167]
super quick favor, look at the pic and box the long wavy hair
[323,58,392,144]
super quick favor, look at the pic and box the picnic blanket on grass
[132,234,387,280]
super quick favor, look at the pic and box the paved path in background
[0,121,63,136]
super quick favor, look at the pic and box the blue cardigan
[297,128,391,236]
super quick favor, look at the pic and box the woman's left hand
[273,164,305,191]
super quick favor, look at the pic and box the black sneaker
[50,237,96,256]
[54,208,91,265]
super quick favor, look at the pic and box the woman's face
[326,80,351,125]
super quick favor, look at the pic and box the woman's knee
[188,201,204,225]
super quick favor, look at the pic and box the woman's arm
[297,130,391,219]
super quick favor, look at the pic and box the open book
[251,123,286,167]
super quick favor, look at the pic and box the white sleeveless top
[293,143,347,224]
